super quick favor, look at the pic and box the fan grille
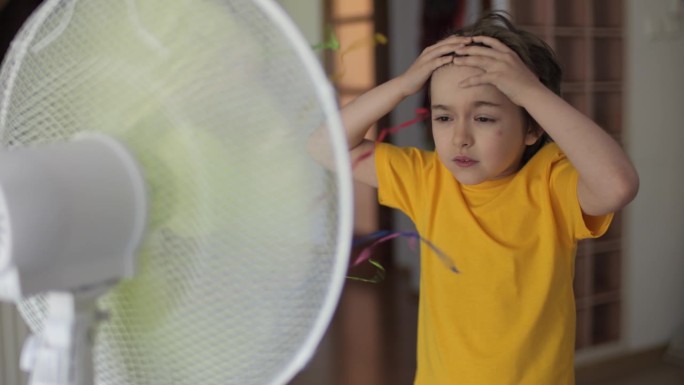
[0,0,350,384]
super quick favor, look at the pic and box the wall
[276,0,323,49]
[624,0,684,351]
[386,0,426,291]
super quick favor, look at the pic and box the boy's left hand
[452,35,544,106]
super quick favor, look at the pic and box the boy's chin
[452,170,515,185]
[452,173,487,186]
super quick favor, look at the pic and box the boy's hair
[444,11,562,164]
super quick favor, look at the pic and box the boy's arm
[454,36,638,216]
[308,36,470,188]
[518,87,638,216]
[336,77,411,188]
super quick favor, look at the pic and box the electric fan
[0,0,352,384]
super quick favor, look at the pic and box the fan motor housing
[0,134,147,301]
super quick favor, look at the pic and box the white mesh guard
[0,0,352,384]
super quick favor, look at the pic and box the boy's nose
[452,126,472,148]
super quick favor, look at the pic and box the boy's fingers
[421,44,464,65]
[470,35,512,53]
[437,54,455,67]
[424,35,472,54]
[440,35,474,45]
[458,75,479,88]
[420,55,456,75]
[454,45,501,60]
[452,55,493,70]
[458,73,491,88]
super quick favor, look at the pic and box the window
[325,0,387,236]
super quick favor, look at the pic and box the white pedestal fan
[0,0,352,384]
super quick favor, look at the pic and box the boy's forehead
[431,65,508,104]
[433,63,483,79]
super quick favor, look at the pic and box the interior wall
[387,0,425,291]
[624,0,684,351]
[276,0,323,50]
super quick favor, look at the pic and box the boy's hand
[452,35,545,106]
[397,35,472,97]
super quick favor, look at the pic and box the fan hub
[0,134,146,301]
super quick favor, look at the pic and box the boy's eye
[433,116,451,122]
[475,116,496,123]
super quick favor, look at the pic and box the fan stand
[0,134,147,384]
[21,285,111,385]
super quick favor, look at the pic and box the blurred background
[0,0,683,384]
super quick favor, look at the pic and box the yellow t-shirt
[375,142,613,385]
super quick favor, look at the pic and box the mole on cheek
[496,130,503,137]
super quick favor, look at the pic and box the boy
[315,12,638,384]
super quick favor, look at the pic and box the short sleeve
[375,142,432,221]
[548,149,614,240]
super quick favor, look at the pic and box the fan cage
[0,0,352,384]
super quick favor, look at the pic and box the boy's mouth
[452,156,478,167]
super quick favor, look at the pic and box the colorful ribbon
[311,32,455,283]
[331,32,388,82]
[312,28,388,82]
[352,107,430,169]
[311,25,340,51]
[348,230,459,283]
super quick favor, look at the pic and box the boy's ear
[524,125,543,145]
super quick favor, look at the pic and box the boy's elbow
[613,168,640,209]
[581,168,639,216]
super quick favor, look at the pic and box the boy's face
[430,64,540,185]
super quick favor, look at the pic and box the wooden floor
[289,267,684,385]
[290,266,418,385]
[575,346,684,385]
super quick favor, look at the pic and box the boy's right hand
[397,35,473,97]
